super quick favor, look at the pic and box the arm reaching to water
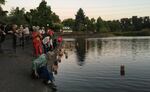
[32,54,47,78]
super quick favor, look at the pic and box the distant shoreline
[59,29,150,38]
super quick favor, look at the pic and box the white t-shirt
[24,27,30,35]
[42,36,53,47]
[42,36,50,45]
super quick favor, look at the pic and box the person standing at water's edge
[32,26,43,57]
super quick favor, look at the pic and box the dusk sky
[2,0,150,20]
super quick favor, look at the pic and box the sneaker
[49,83,57,91]
[43,80,49,85]
[51,82,57,88]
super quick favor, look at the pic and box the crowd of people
[31,25,65,90]
[8,24,30,51]
[0,23,67,90]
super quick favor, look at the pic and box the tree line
[0,0,150,33]
[63,8,150,33]
[0,0,61,31]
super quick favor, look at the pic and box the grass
[60,29,150,38]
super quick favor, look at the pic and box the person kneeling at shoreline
[32,53,56,88]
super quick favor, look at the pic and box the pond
[54,37,150,92]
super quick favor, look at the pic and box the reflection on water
[75,38,86,66]
[55,37,150,92]
[64,37,150,65]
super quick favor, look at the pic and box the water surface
[55,37,150,92]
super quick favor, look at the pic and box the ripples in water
[54,37,150,92]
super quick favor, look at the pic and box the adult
[23,25,30,43]
[11,24,18,52]
[18,25,24,47]
[0,24,6,53]
[32,26,43,57]
[32,52,57,90]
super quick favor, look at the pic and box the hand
[3,32,6,35]
[34,71,39,78]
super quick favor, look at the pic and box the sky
[2,0,150,21]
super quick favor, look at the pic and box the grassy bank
[113,29,150,36]
[59,29,150,38]
[59,32,115,38]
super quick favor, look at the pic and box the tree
[0,6,8,23]
[96,17,103,32]
[26,0,61,31]
[120,18,133,31]
[107,20,122,32]
[36,0,52,26]
[9,7,27,25]
[0,7,7,16]
[51,13,61,23]
[85,17,96,32]
[25,9,38,26]
[96,17,108,32]
[52,23,63,32]
[0,0,7,23]
[131,16,142,31]
[0,0,5,5]
[62,18,75,29]
[143,16,150,28]
[74,8,86,31]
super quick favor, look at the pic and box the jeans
[37,66,54,81]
